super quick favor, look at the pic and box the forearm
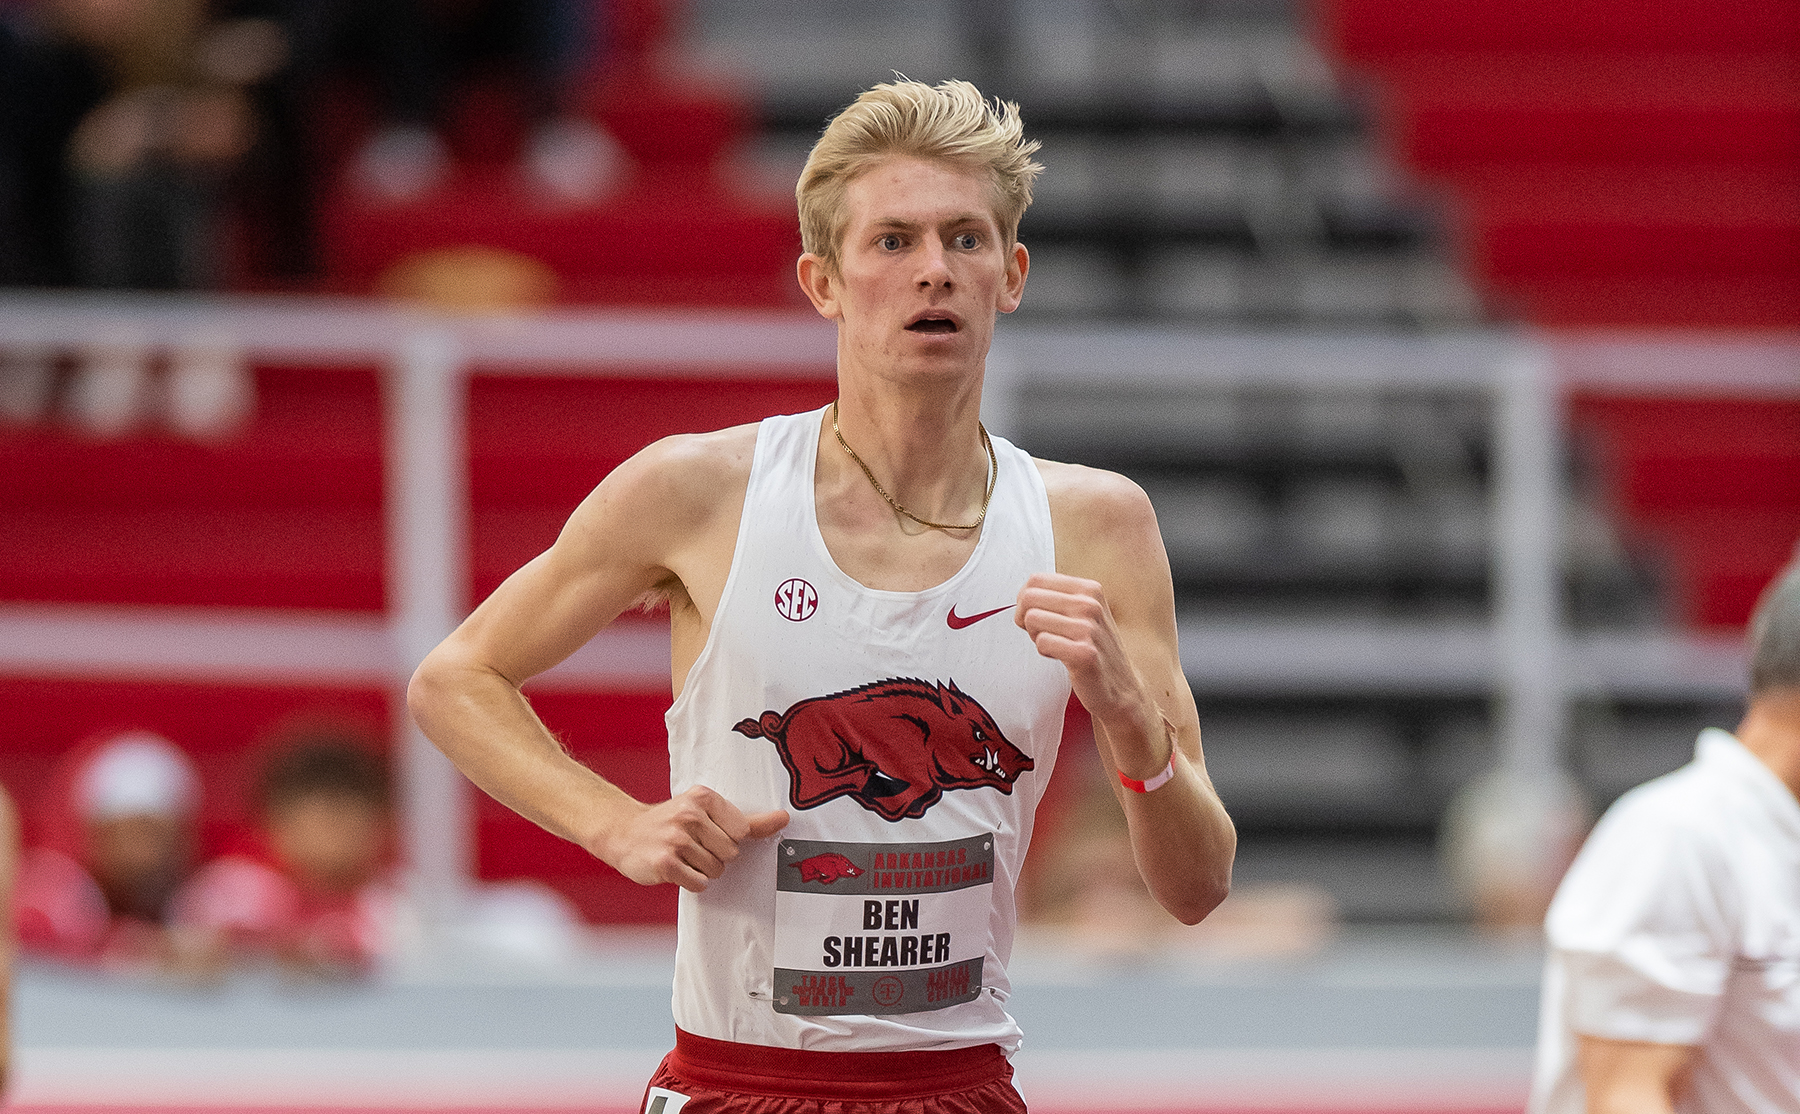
[1015,477,1238,924]
[1093,708,1235,925]
[407,648,646,859]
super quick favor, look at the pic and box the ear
[937,681,964,715]
[997,241,1028,315]
[797,253,842,320]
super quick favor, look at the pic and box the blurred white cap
[76,732,201,821]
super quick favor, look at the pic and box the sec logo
[774,578,818,622]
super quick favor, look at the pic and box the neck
[1736,688,1800,801]
[829,374,989,525]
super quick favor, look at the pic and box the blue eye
[879,235,901,250]
[955,233,979,249]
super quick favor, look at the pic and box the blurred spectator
[0,0,287,289]
[173,728,395,978]
[14,730,203,970]
[0,2,266,436]
[213,0,415,278]
[1441,766,1591,934]
[352,0,610,203]
[241,0,608,223]
[4,0,611,290]
[0,1,108,287]
[46,0,268,290]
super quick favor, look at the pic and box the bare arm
[1577,1035,1695,1114]
[1023,462,1235,924]
[407,430,786,892]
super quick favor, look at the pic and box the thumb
[745,809,790,839]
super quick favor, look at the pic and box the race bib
[772,833,994,1016]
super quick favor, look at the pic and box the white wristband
[1118,753,1177,794]
[1118,714,1179,793]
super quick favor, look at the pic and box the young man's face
[802,155,1028,383]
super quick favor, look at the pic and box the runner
[408,78,1236,1112]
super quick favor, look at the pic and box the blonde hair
[797,78,1043,269]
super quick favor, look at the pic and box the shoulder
[1035,457,1155,521]
[564,422,761,542]
[1575,769,1723,875]
[1033,458,1165,580]
[1595,765,1726,855]
[606,422,760,504]
[1548,769,1731,944]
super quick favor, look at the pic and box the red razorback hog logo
[791,852,863,884]
[734,678,1034,821]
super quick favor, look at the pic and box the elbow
[1165,829,1236,926]
[405,651,453,737]
[406,644,520,751]
[1168,870,1231,926]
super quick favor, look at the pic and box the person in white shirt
[1530,558,1800,1114]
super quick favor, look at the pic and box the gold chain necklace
[831,400,997,532]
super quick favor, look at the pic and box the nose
[916,240,952,289]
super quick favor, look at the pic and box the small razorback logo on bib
[790,852,863,884]
[734,678,1033,821]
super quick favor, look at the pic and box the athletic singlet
[663,405,1071,1053]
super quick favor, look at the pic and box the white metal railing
[1,292,838,931]
[2,292,1788,935]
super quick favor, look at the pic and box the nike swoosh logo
[947,604,1011,630]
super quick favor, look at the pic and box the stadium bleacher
[1318,0,1800,328]
[1318,0,1800,630]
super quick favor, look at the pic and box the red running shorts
[638,1027,1028,1113]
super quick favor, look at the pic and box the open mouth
[906,314,959,334]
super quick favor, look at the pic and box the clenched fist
[597,785,788,892]
[1015,572,1147,726]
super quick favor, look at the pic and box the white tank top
[663,406,1071,1053]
